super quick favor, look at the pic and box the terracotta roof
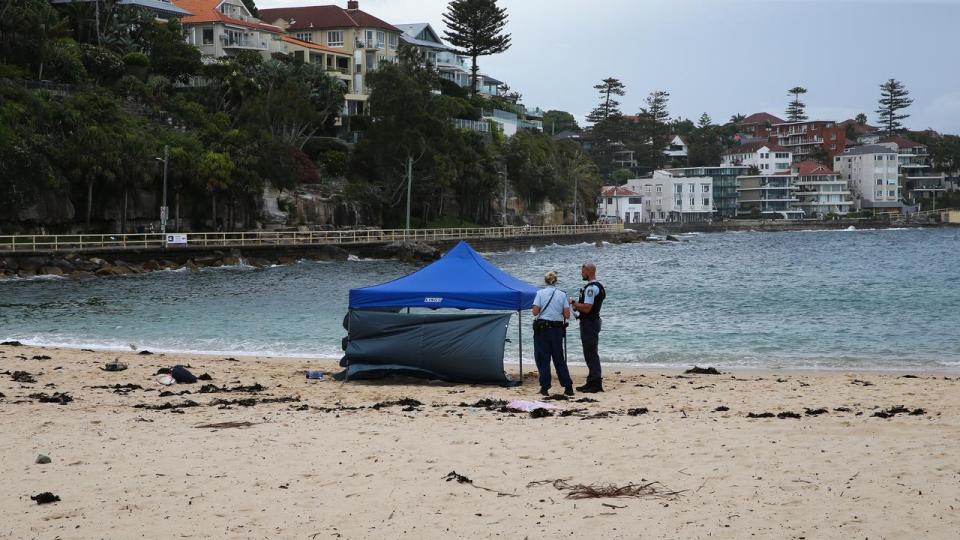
[173,0,283,32]
[601,186,640,197]
[794,160,837,176]
[721,141,787,155]
[839,119,879,133]
[280,35,350,55]
[259,5,400,32]
[741,112,784,125]
[879,136,924,149]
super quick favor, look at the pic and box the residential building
[905,174,947,210]
[394,23,474,89]
[736,112,784,142]
[175,0,285,61]
[665,166,749,219]
[279,36,353,85]
[839,119,881,144]
[833,145,901,211]
[770,120,846,162]
[259,1,402,115]
[735,173,804,220]
[721,142,792,173]
[52,0,191,19]
[597,186,645,224]
[793,160,853,218]
[878,136,931,176]
[663,135,689,164]
[626,171,714,223]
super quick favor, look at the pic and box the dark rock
[39,266,64,276]
[68,271,95,280]
[30,492,60,505]
[277,255,297,265]
[35,454,51,464]
[2,340,23,346]
[138,350,153,355]
[627,407,649,416]
[28,392,72,404]
[529,407,553,418]
[12,371,36,383]
[142,260,161,271]
[221,255,241,266]
[17,256,47,272]
[197,373,213,381]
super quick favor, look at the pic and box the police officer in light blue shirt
[532,271,573,396]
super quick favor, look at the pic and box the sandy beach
[1,344,958,539]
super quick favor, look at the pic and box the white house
[721,142,792,173]
[793,160,853,218]
[626,171,713,223]
[597,186,645,224]
[177,0,286,62]
[833,145,901,211]
[663,134,689,162]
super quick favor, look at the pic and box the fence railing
[0,224,624,253]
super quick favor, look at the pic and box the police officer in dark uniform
[569,261,606,392]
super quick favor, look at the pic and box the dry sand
[1,344,959,539]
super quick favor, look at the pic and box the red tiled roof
[259,5,399,32]
[794,160,838,176]
[741,112,784,125]
[174,0,283,32]
[879,136,924,149]
[280,35,350,55]
[721,141,787,155]
[601,186,640,197]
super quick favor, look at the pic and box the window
[690,197,695,206]
[645,200,650,207]
[658,211,665,219]
[703,198,710,206]
[655,185,662,193]
[776,152,789,159]
[656,198,662,207]
[830,144,836,150]
[676,199,682,206]
[830,133,836,140]
[702,185,710,193]
[295,32,312,42]
[327,31,344,47]
[675,184,682,193]
[628,197,642,204]
[889,190,895,197]
[877,179,883,185]
[388,33,398,48]
[606,197,613,204]
[202,28,214,45]
[875,155,883,161]
[376,30,385,48]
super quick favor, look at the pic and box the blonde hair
[544,271,558,285]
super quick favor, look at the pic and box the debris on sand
[627,408,649,416]
[530,408,553,418]
[88,383,142,394]
[804,408,828,416]
[210,396,300,408]
[28,392,72,405]
[458,398,508,410]
[574,397,599,403]
[833,407,852,412]
[747,412,775,418]
[872,406,926,418]
[134,400,200,411]
[101,361,127,372]
[197,373,213,381]
[198,383,265,394]
[35,454,51,464]
[685,366,721,375]
[12,371,36,383]
[851,379,874,386]
[776,411,801,419]
[138,350,154,355]
[444,471,516,497]
[713,406,730,412]
[372,398,423,410]
[31,355,51,360]
[194,421,260,430]
[899,374,919,379]
[527,478,684,501]
[30,492,60,505]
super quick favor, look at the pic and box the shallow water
[2,227,959,370]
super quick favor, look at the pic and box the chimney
[347,1,358,9]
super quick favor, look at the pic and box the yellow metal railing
[0,224,624,253]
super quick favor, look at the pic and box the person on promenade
[570,262,606,393]
[532,271,573,396]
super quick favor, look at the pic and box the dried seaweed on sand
[527,478,685,500]
[443,471,517,497]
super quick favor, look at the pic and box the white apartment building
[597,187,645,224]
[177,0,286,62]
[721,142,792,173]
[833,145,901,211]
[793,160,853,217]
[664,135,689,163]
[626,171,714,223]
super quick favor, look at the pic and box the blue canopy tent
[342,241,538,383]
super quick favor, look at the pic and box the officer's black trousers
[534,326,571,390]
[579,318,602,385]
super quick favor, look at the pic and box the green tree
[505,129,559,210]
[809,145,830,165]
[729,113,746,124]
[555,140,601,223]
[876,78,912,136]
[855,112,867,125]
[640,90,671,169]
[697,112,712,129]
[198,151,234,229]
[542,110,580,134]
[586,77,625,124]
[442,0,511,97]
[609,168,633,186]
[786,86,808,122]
[116,127,157,233]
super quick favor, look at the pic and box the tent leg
[518,310,522,384]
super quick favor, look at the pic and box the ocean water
[2,227,959,370]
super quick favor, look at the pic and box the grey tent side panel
[341,311,512,384]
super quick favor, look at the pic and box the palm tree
[729,113,746,124]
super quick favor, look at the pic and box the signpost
[165,233,187,247]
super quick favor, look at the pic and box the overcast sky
[258,0,960,133]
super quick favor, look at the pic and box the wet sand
[1,344,959,539]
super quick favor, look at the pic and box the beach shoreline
[2,343,959,539]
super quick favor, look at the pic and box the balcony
[222,37,266,50]
[326,65,350,75]
[356,39,385,50]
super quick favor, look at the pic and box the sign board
[165,233,187,246]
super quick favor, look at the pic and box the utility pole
[405,155,412,230]
[157,145,169,234]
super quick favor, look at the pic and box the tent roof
[349,241,538,311]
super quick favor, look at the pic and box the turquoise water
[2,227,959,370]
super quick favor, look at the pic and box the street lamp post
[156,145,169,233]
